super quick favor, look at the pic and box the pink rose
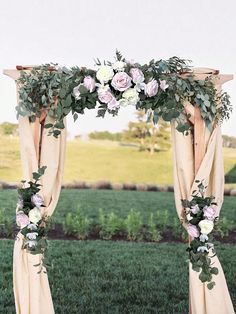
[145,79,158,97]
[203,205,217,220]
[130,68,144,84]
[16,211,30,229]
[107,98,120,111]
[83,76,96,93]
[187,224,200,238]
[98,90,114,104]
[159,80,169,91]
[111,72,132,91]
[31,194,44,208]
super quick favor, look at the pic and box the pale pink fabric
[14,115,66,314]
[171,124,234,314]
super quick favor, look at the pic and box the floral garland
[16,166,49,271]
[182,181,219,290]
[16,51,231,138]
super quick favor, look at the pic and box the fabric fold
[13,116,66,314]
[171,123,234,314]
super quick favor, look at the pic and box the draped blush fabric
[171,123,234,314]
[13,115,66,314]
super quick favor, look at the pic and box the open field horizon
[0,136,236,188]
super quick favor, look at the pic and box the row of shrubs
[63,208,188,241]
[63,181,174,192]
[1,180,236,195]
[0,207,234,241]
[62,208,235,242]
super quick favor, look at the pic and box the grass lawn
[0,137,236,188]
[0,240,235,314]
[0,189,236,227]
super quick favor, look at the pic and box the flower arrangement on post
[16,166,49,272]
[182,180,219,290]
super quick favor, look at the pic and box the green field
[0,240,235,314]
[0,189,235,313]
[1,189,235,227]
[1,135,235,313]
[0,137,236,188]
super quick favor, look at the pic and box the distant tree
[122,110,171,154]
[89,131,122,141]
[0,122,18,136]
[222,135,236,148]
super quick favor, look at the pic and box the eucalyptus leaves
[16,51,231,137]
[182,181,219,290]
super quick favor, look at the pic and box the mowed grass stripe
[0,240,235,314]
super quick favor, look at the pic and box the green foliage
[0,208,14,237]
[214,217,235,238]
[147,213,162,242]
[16,53,232,138]
[64,206,90,240]
[89,131,122,141]
[0,122,18,136]
[125,209,143,241]
[171,217,188,241]
[98,209,124,239]
[156,209,170,229]
[216,92,232,125]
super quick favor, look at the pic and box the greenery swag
[16,166,49,272]
[16,51,231,138]
[182,181,219,290]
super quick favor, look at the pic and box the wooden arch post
[183,69,233,175]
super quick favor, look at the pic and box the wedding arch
[4,52,234,314]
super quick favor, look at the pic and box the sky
[0,0,235,138]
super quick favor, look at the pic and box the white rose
[28,207,42,225]
[118,98,129,107]
[197,246,209,253]
[122,88,140,106]
[112,61,126,72]
[26,232,38,240]
[73,85,82,100]
[97,84,110,95]
[199,234,208,242]
[198,220,214,235]
[186,213,192,221]
[96,66,114,83]
[26,240,37,248]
